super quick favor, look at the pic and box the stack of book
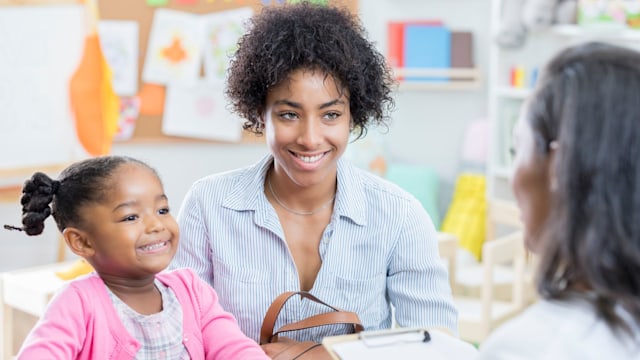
[387,20,474,82]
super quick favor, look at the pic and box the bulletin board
[0,0,358,191]
[97,0,358,144]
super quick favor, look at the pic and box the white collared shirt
[170,154,457,342]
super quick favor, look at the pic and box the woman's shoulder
[478,298,639,359]
[187,159,267,198]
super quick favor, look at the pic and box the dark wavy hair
[527,41,640,336]
[5,156,157,236]
[226,1,395,139]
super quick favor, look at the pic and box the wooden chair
[454,199,526,299]
[452,230,528,344]
[437,232,458,292]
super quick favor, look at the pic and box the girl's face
[263,69,351,188]
[511,106,553,252]
[80,163,179,279]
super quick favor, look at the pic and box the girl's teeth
[141,242,166,251]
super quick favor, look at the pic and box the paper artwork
[113,97,141,142]
[98,20,139,96]
[202,7,253,83]
[143,9,203,85]
[162,80,242,142]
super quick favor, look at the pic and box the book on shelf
[387,20,450,82]
[404,23,451,82]
[386,21,479,84]
[450,31,474,68]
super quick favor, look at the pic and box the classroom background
[2,0,637,357]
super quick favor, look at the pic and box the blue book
[404,24,451,82]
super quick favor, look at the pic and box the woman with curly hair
[478,42,640,358]
[171,2,457,342]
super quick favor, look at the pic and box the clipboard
[322,327,478,360]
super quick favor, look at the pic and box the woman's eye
[158,208,170,215]
[324,112,340,120]
[280,112,298,120]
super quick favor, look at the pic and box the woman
[478,41,640,358]
[170,2,457,342]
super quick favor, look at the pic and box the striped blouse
[170,154,458,342]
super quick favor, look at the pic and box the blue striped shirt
[170,154,458,342]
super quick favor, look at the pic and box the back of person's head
[9,155,157,236]
[226,1,394,138]
[528,41,640,335]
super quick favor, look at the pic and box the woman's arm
[387,197,458,335]
[171,182,215,286]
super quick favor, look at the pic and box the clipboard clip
[359,328,431,348]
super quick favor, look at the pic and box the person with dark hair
[5,156,269,359]
[170,1,457,342]
[477,41,640,358]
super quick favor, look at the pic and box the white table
[1,261,76,359]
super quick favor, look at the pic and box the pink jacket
[17,268,269,360]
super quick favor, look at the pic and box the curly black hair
[226,1,395,139]
[4,156,158,236]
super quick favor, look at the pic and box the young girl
[5,156,268,360]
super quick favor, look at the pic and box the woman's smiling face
[263,68,351,188]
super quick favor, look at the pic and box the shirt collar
[222,154,367,226]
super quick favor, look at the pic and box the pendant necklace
[267,178,335,216]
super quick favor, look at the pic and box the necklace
[267,178,335,216]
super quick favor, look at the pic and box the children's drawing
[98,20,139,96]
[162,80,242,142]
[143,9,203,85]
[202,7,253,83]
[113,96,141,141]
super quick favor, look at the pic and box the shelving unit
[487,2,640,203]
[393,67,482,91]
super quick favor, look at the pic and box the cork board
[97,0,358,144]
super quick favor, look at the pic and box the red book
[387,21,405,69]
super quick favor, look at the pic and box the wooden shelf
[549,24,640,41]
[393,67,482,91]
[496,86,531,99]
[491,165,512,180]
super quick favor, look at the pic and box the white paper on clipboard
[327,328,477,360]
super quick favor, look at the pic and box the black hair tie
[3,224,24,232]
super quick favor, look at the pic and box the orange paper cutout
[69,33,119,156]
[138,83,166,116]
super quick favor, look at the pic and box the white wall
[0,0,490,272]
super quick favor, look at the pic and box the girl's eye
[122,215,138,222]
[158,208,170,215]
